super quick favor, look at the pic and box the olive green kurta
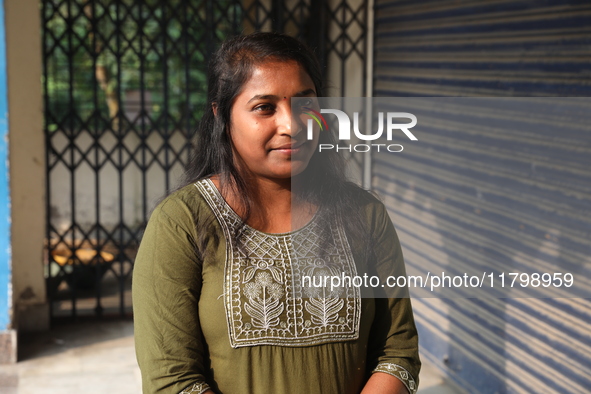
[133,179,420,394]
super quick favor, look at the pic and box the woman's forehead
[239,60,315,96]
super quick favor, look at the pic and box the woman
[133,32,420,394]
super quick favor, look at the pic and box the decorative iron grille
[43,0,369,320]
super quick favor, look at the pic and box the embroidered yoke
[197,178,361,348]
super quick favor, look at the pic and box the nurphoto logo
[305,107,418,153]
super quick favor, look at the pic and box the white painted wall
[6,0,48,331]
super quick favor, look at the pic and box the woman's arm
[361,372,410,394]
[362,199,421,394]
[133,197,212,394]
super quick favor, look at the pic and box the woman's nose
[278,106,301,137]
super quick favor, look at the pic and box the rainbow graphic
[302,107,329,131]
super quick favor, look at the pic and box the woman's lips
[273,147,301,154]
[272,141,307,153]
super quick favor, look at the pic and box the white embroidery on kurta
[373,363,417,394]
[179,382,211,394]
[196,179,361,348]
[243,272,285,329]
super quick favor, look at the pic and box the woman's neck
[211,174,316,233]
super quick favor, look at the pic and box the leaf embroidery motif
[243,272,285,329]
[305,297,345,327]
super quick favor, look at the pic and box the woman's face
[229,60,319,181]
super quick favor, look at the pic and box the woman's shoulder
[339,182,392,232]
[149,180,212,225]
[343,182,386,211]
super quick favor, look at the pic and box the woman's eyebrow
[247,89,316,104]
[247,94,278,104]
[294,89,316,96]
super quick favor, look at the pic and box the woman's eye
[297,99,312,108]
[254,104,274,113]
[300,98,318,110]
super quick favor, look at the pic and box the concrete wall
[5,0,47,333]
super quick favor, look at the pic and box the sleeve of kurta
[132,197,212,394]
[365,200,421,394]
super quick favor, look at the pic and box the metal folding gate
[42,0,369,320]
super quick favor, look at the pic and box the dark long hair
[180,32,370,259]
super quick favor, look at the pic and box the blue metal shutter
[372,1,591,393]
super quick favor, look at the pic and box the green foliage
[44,0,242,132]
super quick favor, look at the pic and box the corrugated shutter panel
[372,1,591,393]
[374,0,591,97]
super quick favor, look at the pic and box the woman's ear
[212,102,218,116]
